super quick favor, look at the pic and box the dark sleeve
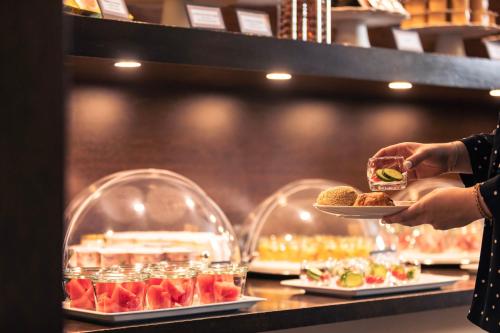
[479,175,500,220]
[459,133,494,187]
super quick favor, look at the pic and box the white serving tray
[280,273,462,298]
[63,296,265,323]
[314,201,413,219]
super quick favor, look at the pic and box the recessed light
[266,72,292,80]
[388,81,413,90]
[490,89,500,97]
[114,61,142,68]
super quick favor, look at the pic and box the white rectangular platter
[280,274,462,298]
[63,296,265,323]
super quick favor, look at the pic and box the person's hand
[373,141,470,181]
[383,187,482,230]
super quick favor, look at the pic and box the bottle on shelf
[279,0,332,44]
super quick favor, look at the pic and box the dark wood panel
[66,84,498,226]
[0,1,64,332]
[67,14,500,90]
[64,269,473,332]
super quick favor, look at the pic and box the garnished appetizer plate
[63,296,265,323]
[314,201,414,219]
[281,274,461,297]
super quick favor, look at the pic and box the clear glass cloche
[63,169,240,269]
[240,179,395,275]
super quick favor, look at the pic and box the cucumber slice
[340,272,364,288]
[307,268,323,281]
[382,168,403,181]
[376,169,392,182]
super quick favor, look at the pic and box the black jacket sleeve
[460,133,494,187]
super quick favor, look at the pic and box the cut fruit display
[95,281,146,313]
[197,273,243,304]
[65,278,96,310]
[146,277,195,309]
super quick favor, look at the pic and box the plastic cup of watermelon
[64,267,101,311]
[93,266,148,313]
[145,266,197,309]
[197,263,248,304]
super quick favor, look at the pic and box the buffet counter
[64,269,476,333]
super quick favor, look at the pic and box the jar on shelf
[93,266,148,313]
[470,0,489,11]
[279,0,332,43]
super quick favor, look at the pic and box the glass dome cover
[241,179,393,274]
[64,169,240,269]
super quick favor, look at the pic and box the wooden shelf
[67,14,500,99]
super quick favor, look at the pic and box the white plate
[63,296,265,323]
[280,273,461,297]
[250,260,301,275]
[460,263,478,274]
[314,201,414,219]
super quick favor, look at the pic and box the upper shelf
[67,14,500,92]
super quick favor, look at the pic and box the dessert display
[279,0,332,43]
[316,186,359,206]
[367,156,407,191]
[353,192,395,206]
[387,179,482,264]
[243,179,392,275]
[299,255,420,288]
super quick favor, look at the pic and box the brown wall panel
[67,85,498,226]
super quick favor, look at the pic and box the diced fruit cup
[365,263,388,284]
[367,156,407,191]
[93,267,148,313]
[64,267,100,310]
[146,266,197,310]
[197,263,248,304]
[391,263,421,282]
[300,260,333,285]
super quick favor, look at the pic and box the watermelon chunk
[66,279,86,300]
[197,274,215,304]
[112,285,141,311]
[148,277,163,286]
[214,281,240,302]
[122,281,145,299]
[95,282,116,298]
[77,278,93,291]
[146,285,172,310]
[97,295,120,313]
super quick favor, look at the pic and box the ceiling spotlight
[490,89,500,97]
[114,60,142,68]
[266,72,292,80]
[388,81,413,90]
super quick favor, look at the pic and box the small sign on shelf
[236,10,273,37]
[186,4,226,31]
[97,0,130,20]
[392,28,423,53]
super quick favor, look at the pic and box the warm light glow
[490,89,500,97]
[299,210,312,221]
[388,81,413,90]
[185,196,195,209]
[266,72,292,80]
[114,61,142,68]
[132,201,145,214]
[209,214,217,223]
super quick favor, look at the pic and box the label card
[236,10,273,37]
[97,0,130,20]
[392,28,423,53]
[186,4,226,30]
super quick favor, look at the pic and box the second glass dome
[241,179,394,275]
[64,169,240,269]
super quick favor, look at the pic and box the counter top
[64,269,475,333]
